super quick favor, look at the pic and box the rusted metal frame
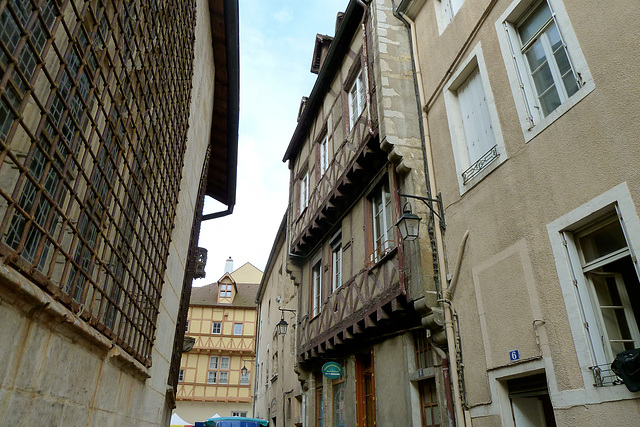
[169,142,210,389]
[47,3,113,301]
[0,3,62,224]
[0,0,196,365]
[50,28,118,300]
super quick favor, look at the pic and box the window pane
[579,221,627,264]
[538,85,562,117]
[518,1,552,45]
[333,381,346,427]
[219,372,228,384]
[212,322,222,334]
[209,356,219,369]
[525,40,548,72]
[562,72,579,97]
[527,54,555,98]
[593,275,633,345]
[221,357,230,369]
[547,24,579,97]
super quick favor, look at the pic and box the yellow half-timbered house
[176,262,262,423]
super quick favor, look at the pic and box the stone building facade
[268,0,640,426]
[0,0,239,425]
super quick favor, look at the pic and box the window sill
[366,246,397,270]
[409,367,436,382]
[522,82,595,143]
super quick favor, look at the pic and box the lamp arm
[398,191,446,230]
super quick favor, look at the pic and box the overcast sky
[194,0,349,284]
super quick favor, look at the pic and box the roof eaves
[282,0,364,163]
[205,0,240,209]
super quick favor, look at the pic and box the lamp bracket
[398,191,446,230]
[278,307,297,315]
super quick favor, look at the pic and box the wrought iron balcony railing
[462,145,499,184]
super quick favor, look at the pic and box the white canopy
[170,413,191,426]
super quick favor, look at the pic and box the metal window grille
[0,0,196,367]
[461,144,499,184]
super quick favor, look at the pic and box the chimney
[224,257,233,274]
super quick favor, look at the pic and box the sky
[194,0,349,284]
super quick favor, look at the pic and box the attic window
[220,284,232,298]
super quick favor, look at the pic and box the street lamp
[241,358,255,375]
[396,191,446,238]
[276,307,296,336]
[395,202,422,241]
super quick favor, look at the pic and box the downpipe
[393,4,471,426]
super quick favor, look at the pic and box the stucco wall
[409,0,640,423]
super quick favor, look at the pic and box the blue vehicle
[203,417,268,427]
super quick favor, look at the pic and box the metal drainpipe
[392,4,468,426]
[432,342,457,427]
[356,0,375,137]
[253,305,261,417]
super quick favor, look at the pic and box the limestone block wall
[0,0,216,425]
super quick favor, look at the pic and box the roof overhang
[282,0,365,163]
[205,0,240,212]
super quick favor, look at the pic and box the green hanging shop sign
[322,361,343,379]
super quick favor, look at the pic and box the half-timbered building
[281,1,451,425]
[176,262,262,422]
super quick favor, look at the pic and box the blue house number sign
[509,350,520,361]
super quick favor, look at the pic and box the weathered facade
[254,215,304,426]
[281,1,450,426]
[176,262,262,423]
[0,0,239,425]
[396,0,640,425]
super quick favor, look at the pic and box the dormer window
[219,283,232,298]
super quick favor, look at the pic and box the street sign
[322,361,343,379]
[509,350,520,362]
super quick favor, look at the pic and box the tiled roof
[190,282,259,307]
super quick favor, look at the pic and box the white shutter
[450,0,465,16]
[457,68,496,165]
